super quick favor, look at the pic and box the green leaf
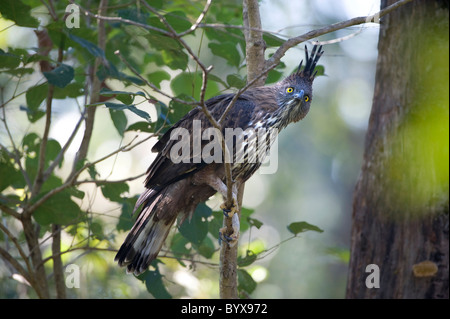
[126,121,153,133]
[226,74,246,89]
[3,67,34,76]
[116,196,138,232]
[19,105,45,123]
[170,233,190,266]
[195,236,215,259]
[161,49,188,70]
[167,97,193,124]
[54,83,85,99]
[104,102,151,122]
[163,11,192,33]
[109,108,128,137]
[266,69,283,84]
[263,33,285,47]
[90,219,106,240]
[287,221,324,236]
[117,9,149,24]
[26,83,48,111]
[247,217,263,229]
[0,150,22,192]
[68,33,106,59]
[170,72,219,100]
[208,73,228,87]
[178,204,209,246]
[237,269,257,294]
[0,0,39,27]
[33,192,82,226]
[141,268,172,299]
[0,49,22,69]
[43,64,74,88]
[147,33,181,51]
[314,65,326,77]
[208,41,241,67]
[326,247,350,264]
[100,89,146,104]
[44,139,62,169]
[237,250,257,267]
[100,182,129,202]
[208,210,224,239]
[239,207,255,233]
[147,71,171,88]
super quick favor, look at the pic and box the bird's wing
[143,93,257,191]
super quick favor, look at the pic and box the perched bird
[115,45,324,275]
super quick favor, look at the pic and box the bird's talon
[219,227,238,247]
[220,199,238,218]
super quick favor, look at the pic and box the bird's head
[275,45,323,127]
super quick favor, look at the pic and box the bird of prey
[115,45,324,275]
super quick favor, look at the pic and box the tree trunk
[346,0,449,298]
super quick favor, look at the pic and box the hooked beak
[293,90,304,101]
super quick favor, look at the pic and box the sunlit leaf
[287,221,324,236]
[100,182,129,202]
[34,192,82,226]
[237,250,257,267]
[147,70,171,88]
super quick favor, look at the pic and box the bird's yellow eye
[286,87,294,93]
[304,95,310,102]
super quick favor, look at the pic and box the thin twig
[69,0,171,36]
[74,172,146,186]
[178,0,213,37]
[0,222,33,275]
[0,246,33,286]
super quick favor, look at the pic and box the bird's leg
[219,212,240,247]
[192,170,240,246]
[200,174,238,218]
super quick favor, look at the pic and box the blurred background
[0,0,381,298]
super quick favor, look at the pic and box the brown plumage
[115,45,324,275]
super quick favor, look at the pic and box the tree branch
[0,222,33,275]
[265,0,413,68]
[243,0,266,86]
[52,224,66,298]
[178,0,213,37]
[0,246,33,287]
[70,0,108,179]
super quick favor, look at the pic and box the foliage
[0,0,325,299]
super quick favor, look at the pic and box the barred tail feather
[115,193,177,275]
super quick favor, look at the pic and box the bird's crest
[296,45,324,80]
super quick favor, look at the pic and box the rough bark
[346,0,449,299]
[219,0,267,299]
